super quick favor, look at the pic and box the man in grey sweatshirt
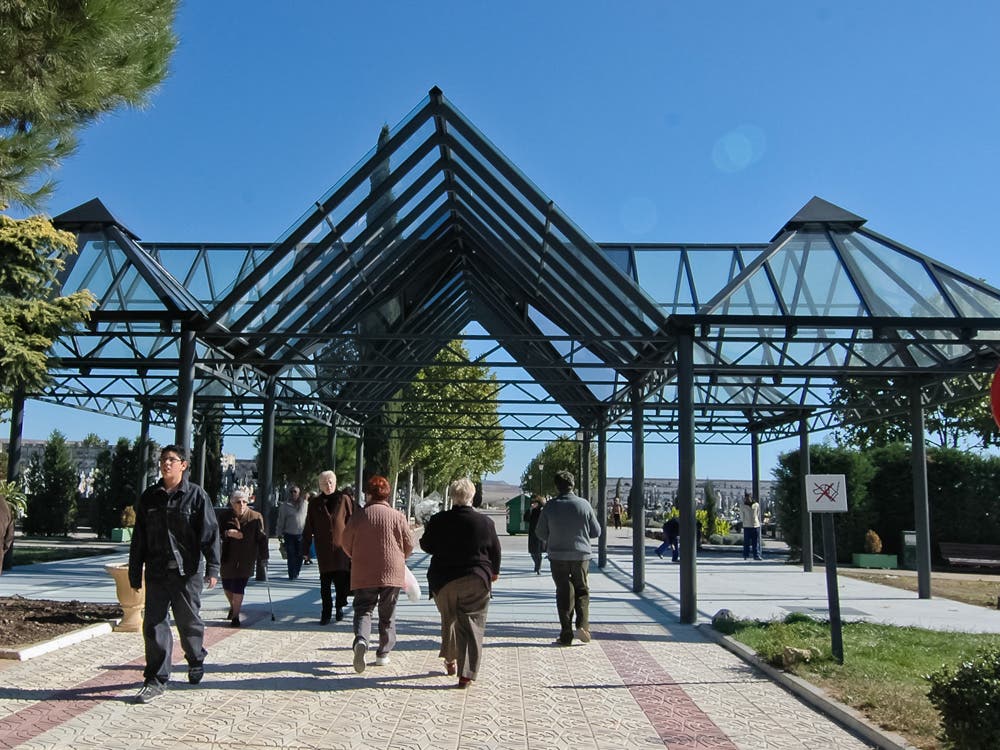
[535,470,601,646]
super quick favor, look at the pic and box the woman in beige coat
[342,475,413,673]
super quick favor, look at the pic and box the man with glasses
[128,445,220,704]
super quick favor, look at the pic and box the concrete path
[2,521,997,749]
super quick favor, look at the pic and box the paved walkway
[2,523,999,749]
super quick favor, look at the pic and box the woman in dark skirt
[218,489,268,627]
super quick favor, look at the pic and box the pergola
[9,87,1000,623]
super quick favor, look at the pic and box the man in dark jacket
[128,444,220,704]
[535,470,601,646]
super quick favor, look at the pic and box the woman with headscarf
[420,477,501,688]
[341,475,413,673]
[302,470,353,624]
[218,489,268,627]
[524,495,546,575]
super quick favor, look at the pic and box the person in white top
[740,492,762,561]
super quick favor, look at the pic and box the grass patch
[11,546,114,566]
[718,614,1000,750]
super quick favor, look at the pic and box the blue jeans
[743,527,761,559]
[656,538,679,561]
[284,533,303,579]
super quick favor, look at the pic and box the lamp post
[538,462,544,497]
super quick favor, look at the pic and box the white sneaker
[374,654,391,666]
[575,628,592,644]
[352,640,367,673]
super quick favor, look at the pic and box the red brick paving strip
[0,620,246,749]
[598,625,738,749]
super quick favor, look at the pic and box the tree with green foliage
[0,215,94,395]
[831,375,1000,451]
[0,0,179,209]
[192,413,223,503]
[23,429,78,535]
[703,480,719,541]
[90,437,142,538]
[265,422,357,493]
[80,433,108,448]
[521,436,597,500]
[398,341,504,492]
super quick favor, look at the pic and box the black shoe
[134,681,165,704]
[230,616,240,628]
[320,613,331,625]
[656,551,663,559]
[335,608,344,622]
[188,664,204,684]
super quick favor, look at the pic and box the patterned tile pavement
[0,523,886,750]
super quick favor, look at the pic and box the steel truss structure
[18,87,1000,619]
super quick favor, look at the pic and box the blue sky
[17,1,1000,487]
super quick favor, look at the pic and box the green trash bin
[901,530,917,570]
[505,495,531,535]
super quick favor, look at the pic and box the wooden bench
[939,542,1000,568]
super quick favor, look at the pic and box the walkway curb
[697,624,918,750]
[0,621,114,661]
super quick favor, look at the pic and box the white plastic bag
[403,566,421,602]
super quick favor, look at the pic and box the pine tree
[24,429,78,535]
[0,0,179,209]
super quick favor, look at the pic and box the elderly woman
[218,489,268,627]
[524,495,546,575]
[420,478,501,688]
[342,475,413,673]
[302,470,353,624]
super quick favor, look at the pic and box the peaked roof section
[770,195,866,240]
[52,197,141,241]
[204,86,672,425]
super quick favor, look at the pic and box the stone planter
[104,563,144,632]
[110,527,132,543]
[851,553,898,569]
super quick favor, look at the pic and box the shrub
[864,529,882,554]
[926,647,1000,749]
[23,430,78,536]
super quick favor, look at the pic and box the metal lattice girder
[45,92,1000,446]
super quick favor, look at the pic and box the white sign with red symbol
[805,474,848,513]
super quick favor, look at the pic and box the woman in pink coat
[342,475,413,673]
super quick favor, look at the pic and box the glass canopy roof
[44,91,1000,445]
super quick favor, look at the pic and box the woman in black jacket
[419,478,501,688]
[524,495,546,574]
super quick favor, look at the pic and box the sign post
[806,473,847,664]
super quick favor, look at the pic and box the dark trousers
[353,586,400,657]
[743,527,761,559]
[433,575,491,680]
[320,570,351,617]
[142,572,206,685]
[284,533,303,579]
[549,559,590,642]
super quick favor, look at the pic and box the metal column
[910,384,932,599]
[799,417,813,572]
[581,431,592,502]
[597,425,608,569]
[259,379,276,533]
[175,328,196,450]
[137,404,151,492]
[677,329,697,624]
[750,428,761,504]
[327,421,338,471]
[355,432,365,501]
[196,419,207,486]
[630,383,645,593]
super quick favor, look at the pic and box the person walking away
[275,485,308,579]
[302,471,353,624]
[741,492,762,560]
[342,475,413,673]
[524,495,546,574]
[610,496,624,530]
[655,515,680,562]
[218,489,267,627]
[128,445,220,704]
[535,470,601,646]
[420,478,501,688]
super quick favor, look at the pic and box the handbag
[403,566,421,602]
[278,538,287,559]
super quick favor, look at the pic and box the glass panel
[716,268,781,315]
[842,233,951,316]
[686,248,743,308]
[62,238,115,296]
[768,232,864,315]
[634,248,694,313]
[600,246,635,280]
[938,272,1000,318]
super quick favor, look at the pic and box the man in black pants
[128,444,220,704]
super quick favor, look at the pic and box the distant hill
[480,480,523,507]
